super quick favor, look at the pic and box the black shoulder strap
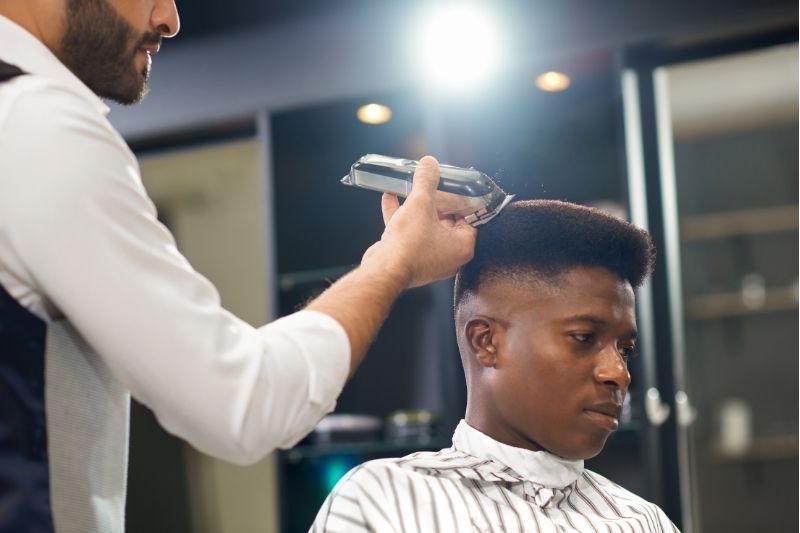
[0,59,26,82]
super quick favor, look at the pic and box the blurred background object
[308,414,383,445]
[385,409,440,443]
[117,2,798,532]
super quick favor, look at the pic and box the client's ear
[464,316,500,368]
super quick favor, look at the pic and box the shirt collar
[452,420,584,489]
[0,14,110,116]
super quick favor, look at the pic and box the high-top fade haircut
[454,199,656,309]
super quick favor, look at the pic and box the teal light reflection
[320,455,358,493]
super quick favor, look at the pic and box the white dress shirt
[311,420,680,532]
[0,12,349,472]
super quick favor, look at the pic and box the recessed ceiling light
[536,71,571,92]
[357,103,392,125]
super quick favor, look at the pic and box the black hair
[454,199,656,308]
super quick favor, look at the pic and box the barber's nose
[152,0,180,37]
[594,345,631,390]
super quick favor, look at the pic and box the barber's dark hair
[454,199,656,308]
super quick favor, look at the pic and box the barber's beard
[58,0,161,105]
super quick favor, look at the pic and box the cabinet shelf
[685,284,798,320]
[282,422,642,463]
[282,438,451,463]
[710,435,799,462]
[278,265,354,291]
[680,205,798,242]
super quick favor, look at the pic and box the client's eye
[570,332,595,344]
[619,345,638,361]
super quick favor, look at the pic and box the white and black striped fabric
[311,421,679,532]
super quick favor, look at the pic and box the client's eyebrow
[563,314,605,325]
[561,314,638,339]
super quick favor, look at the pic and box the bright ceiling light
[356,103,392,125]
[536,71,571,92]
[419,4,501,89]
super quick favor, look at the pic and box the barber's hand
[361,156,477,289]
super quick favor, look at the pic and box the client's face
[473,266,636,460]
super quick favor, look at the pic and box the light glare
[536,71,571,92]
[420,5,500,89]
[357,103,392,125]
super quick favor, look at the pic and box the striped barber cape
[311,420,679,533]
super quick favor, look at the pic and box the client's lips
[584,402,622,431]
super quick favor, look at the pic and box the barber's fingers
[381,193,400,225]
[407,156,440,202]
[438,213,456,228]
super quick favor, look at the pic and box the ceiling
[173,0,797,45]
[174,0,369,41]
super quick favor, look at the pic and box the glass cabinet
[623,37,798,533]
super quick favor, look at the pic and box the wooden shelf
[685,284,798,319]
[681,205,798,242]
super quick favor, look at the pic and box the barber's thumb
[410,156,441,196]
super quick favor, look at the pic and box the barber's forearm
[307,156,476,379]
[305,260,409,377]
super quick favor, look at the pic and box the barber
[0,0,477,531]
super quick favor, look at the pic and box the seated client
[309,199,679,533]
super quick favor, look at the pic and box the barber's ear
[464,316,501,368]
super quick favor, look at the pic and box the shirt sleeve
[0,80,350,464]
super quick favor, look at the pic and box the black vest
[0,59,24,82]
[0,60,56,533]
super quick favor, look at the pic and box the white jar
[718,398,753,455]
